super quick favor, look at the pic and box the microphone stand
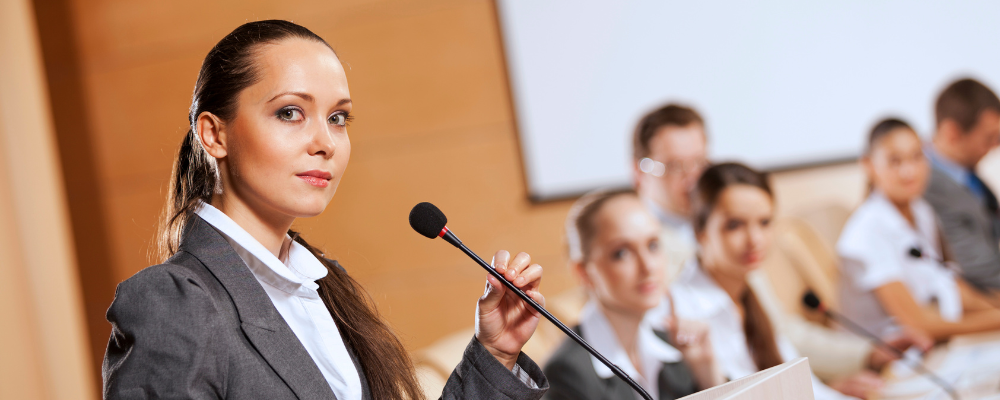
[806,292,960,400]
[440,229,654,400]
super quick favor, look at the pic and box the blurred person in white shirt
[838,117,1000,341]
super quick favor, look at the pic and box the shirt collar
[579,300,682,380]
[644,197,697,245]
[925,144,970,187]
[194,202,328,295]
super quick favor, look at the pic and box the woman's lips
[297,170,332,188]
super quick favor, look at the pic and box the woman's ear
[570,260,594,290]
[860,156,876,185]
[196,111,228,159]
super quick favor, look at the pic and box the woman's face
[211,38,352,220]
[698,185,773,279]
[865,129,929,205]
[577,196,669,314]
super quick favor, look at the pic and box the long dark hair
[691,162,784,371]
[155,20,422,399]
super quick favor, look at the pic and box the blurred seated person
[542,189,724,400]
[632,105,914,391]
[669,162,924,400]
[838,118,1000,341]
[924,78,1000,290]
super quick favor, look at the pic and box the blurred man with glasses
[632,104,709,259]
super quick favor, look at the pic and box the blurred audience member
[838,118,1000,341]
[633,106,904,389]
[924,78,1000,290]
[543,189,723,400]
[672,162,890,400]
[632,104,708,263]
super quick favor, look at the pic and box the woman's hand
[664,316,723,389]
[867,328,933,371]
[828,371,885,399]
[475,250,545,370]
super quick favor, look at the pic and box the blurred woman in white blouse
[670,162,863,400]
[837,118,1000,341]
[543,189,723,400]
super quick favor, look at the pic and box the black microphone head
[409,202,447,239]
[802,291,822,310]
[909,247,923,259]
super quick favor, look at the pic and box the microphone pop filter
[409,202,448,239]
[802,291,822,310]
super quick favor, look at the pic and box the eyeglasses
[639,158,709,178]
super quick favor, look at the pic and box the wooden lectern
[677,358,816,400]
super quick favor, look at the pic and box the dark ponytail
[156,20,423,399]
[691,162,784,371]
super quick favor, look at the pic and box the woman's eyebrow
[268,91,314,103]
[266,92,351,108]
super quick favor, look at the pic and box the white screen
[497,0,1000,200]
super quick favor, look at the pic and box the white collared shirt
[670,260,857,400]
[579,300,683,400]
[196,203,363,400]
[837,191,962,336]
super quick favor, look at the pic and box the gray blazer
[103,215,548,399]
[541,327,697,400]
[924,165,1000,290]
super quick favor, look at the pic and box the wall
[0,0,96,398]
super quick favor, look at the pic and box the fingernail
[515,277,525,286]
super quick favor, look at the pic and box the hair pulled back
[156,20,422,399]
[865,118,915,156]
[691,162,783,371]
[565,188,638,263]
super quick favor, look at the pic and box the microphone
[409,202,654,400]
[907,247,1000,312]
[802,292,959,400]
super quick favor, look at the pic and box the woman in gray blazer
[542,189,721,400]
[103,20,548,400]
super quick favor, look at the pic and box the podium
[678,358,815,400]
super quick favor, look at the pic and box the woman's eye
[329,112,351,126]
[725,220,742,230]
[277,107,303,121]
[612,248,629,261]
[648,239,660,252]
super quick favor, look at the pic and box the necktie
[969,172,999,214]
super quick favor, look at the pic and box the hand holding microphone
[410,202,655,400]
[476,250,545,370]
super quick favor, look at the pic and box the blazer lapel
[180,216,338,400]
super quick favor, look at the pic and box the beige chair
[763,204,852,321]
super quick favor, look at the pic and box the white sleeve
[838,225,905,291]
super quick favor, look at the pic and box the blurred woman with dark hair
[102,20,548,400]
[837,118,1000,341]
[670,162,860,400]
[542,189,722,400]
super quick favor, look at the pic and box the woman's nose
[310,124,336,158]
